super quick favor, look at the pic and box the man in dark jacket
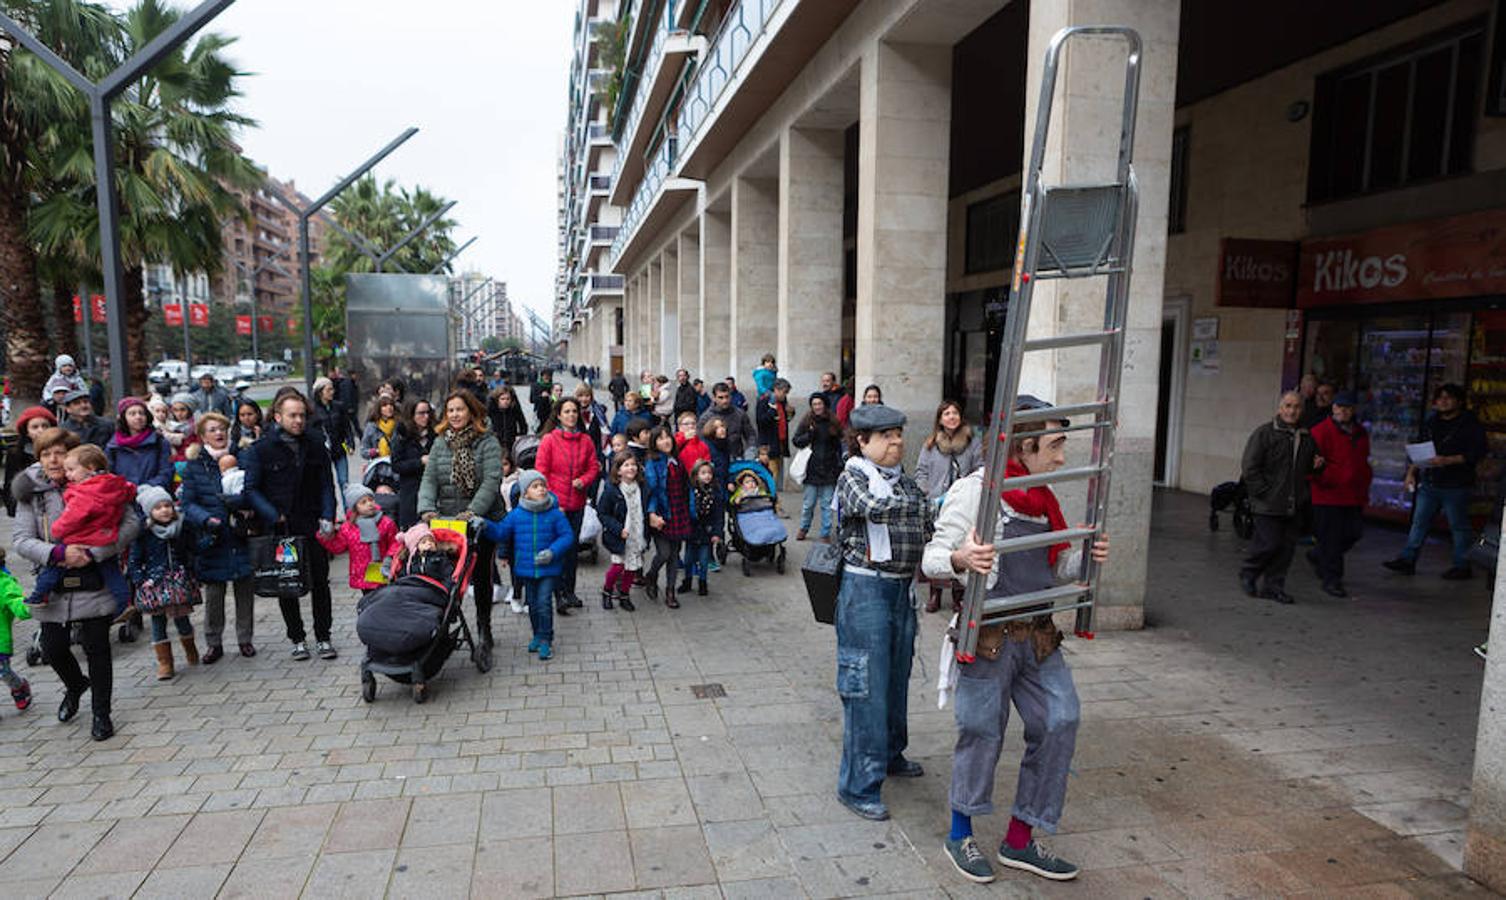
[531,371,555,429]
[698,383,755,459]
[672,369,698,420]
[1385,383,1489,579]
[60,389,114,446]
[608,372,630,413]
[1240,391,1318,603]
[242,391,338,661]
[1308,392,1371,597]
[334,368,360,440]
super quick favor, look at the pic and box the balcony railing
[609,134,677,264]
[590,225,620,242]
[587,274,625,291]
[589,175,612,192]
[611,1,678,144]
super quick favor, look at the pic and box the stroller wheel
[1208,512,1220,532]
[117,622,136,644]
[360,670,376,703]
[716,543,729,565]
[413,682,429,704]
[776,548,786,575]
[742,559,752,577]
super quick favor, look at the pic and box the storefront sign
[1297,208,1506,308]
[1217,238,1297,308]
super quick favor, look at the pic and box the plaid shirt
[836,467,934,575]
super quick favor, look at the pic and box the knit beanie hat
[344,483,374,510]
[136,484,173,516]
[14,405,57,434]
[170,392,195,409]
[517,469,546,496]
[55,354,76,370]
[117,396,146,416]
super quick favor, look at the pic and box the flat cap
[849,403,906,432]
[61,388,91,405]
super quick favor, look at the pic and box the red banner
[1297,208,1506,308]
[287,317,298,335]
[259,315,274,334]
[189,303,208,327]
[72,296,82,324]
[90,295,106,323]
[163,304,183,327]
[236,315,252,336]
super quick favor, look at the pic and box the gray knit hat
[344,483,374,510]
[517,469,547,496]
[136,484,173,516]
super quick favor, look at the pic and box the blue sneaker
[708,560,721,573]
[943,836,995,884]
[527,635,541,654]
[537,641,553,661]
[997,839,1079,881]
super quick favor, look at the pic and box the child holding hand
[0,548,33,712]
[482,471,575,661]
[598,452,648,612]
[320,484,400,596]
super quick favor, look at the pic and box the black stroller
[357,522,488,704]
[1209,480,1255,539]
[720,461,789,576]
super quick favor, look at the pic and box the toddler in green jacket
[0,548,33,712]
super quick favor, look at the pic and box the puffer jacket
[1241,418,1317,517]
[597,481,646,556]
[178,444,253,583]
[482,494,576,579]
[0,567,31,655]
[1308,417,1372,508]
[106,429,174,490]
[318,509,400,590]
[536,427,600,512]
[914,430,983,500]
[11,462,141,624]
[418,426,505,520]
[791,415,843,486]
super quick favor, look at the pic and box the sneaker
[528,635,542,653]
[618,593,636,612]
[509,597,526,614]
[1260,587,1296,605]
[11,679,31,711]
[1476,642,1489,660]
[997,839,1079,881]
[1442,565,1473,580]
[1321,581,1348,598]
[943,836,995,884]
[290,642,311,661]
[537,641,553,661]
[1383,557,1416,575]
[708,560,721,573]
[317,641,338,660]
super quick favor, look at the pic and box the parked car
[264,361,291,379]
[215,365,241,385]
[238,358,269,381]
[149,359,189,391]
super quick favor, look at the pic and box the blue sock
[949,810,972,841]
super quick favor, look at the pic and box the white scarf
[621,482,646,556]
[843,455,900,563]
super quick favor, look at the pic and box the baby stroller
[722,460,788,576]
[1209,480,1254,539]
[357,522,487,704]
[362,455,400,520]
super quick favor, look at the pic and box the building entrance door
[1155,297,1189,487]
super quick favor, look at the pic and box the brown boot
[153,642,175,681]
[924,586,941,614]
[180,636,200,666]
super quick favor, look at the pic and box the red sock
[1005,817,1032,850]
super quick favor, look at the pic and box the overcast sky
[115,0,576,318]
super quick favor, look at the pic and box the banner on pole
[189,303,209,327]
[236,315,252,336]
[258,315,274,334]
[90,295,106,323]
[72,296,82,324]
[163,304,184,327]
[287,317,298,335]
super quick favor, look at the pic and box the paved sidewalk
[0,487,1497,897]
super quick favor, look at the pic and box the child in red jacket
[319,484,399,596]
[27,445,134,610]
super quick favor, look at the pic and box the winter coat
[11,462,141,624]
[705,438,731,493]
[1417,409,1489,490]
[488,402,529,457]
[835,393,854,428]
[608,375,630,401]
[1308,418,1373,508]
[536,428,601,513]
[597,481,647,556]
[242,424,337,535]
[791,414,843,486]
[418,427,506,520]
[360,420,399,459]
[673,382,698,418]
[228,421,261,451]
[318,509,400,591]
[755,395,792,459]
[52,473,136,546]
[0,567,31,655]
[689,483,726,545]
[914,429,983,500]
[752,367,777,398]
[391,425,435,530]
[127,523,201,588]
[1240,418,1317,518]
[312,397,351,451]
[106,429,174,490]
[62,414,114,448]
[530,381,555,426]
[644,454,694,540]
[697,403,754,459]
[482,495,576,579]
[178,444,253,583]
[675,433,712,475]
[191,385,234,419]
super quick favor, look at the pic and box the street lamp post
[234,244,292,372]
[318,200,457,274]
[0,0,237,404]
[177,272,192,367]
[77,283,93,377]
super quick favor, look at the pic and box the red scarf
[1003,459,1070,565]
[112,427,153,449]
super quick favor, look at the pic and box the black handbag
[1467,525,1500,573]
[801,541,844,625]
[55,562,104,594]
[250,533,310,599]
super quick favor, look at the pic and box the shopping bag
[579,503,603,543]
[250,534,310,599]
[788,447,812,486]
[801,540,843,625]
[1468,524,1500,573]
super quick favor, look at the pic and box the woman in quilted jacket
[536,397,600,612]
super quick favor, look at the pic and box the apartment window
[1168,126,1190,234]
[964,191,1020,275]
[1308,23,1483,203]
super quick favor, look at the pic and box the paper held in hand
[1405,441,1437,465]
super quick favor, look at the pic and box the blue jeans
[835,570,917,808]
[681,541,712,579]
[150,614,193,643]
[332,453,349,493]
[517,575,557,643]
[1402,484,1473,567]
[801,483,835,537]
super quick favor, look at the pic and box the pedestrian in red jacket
[1308,391,1372,597]
[536,398,602,609]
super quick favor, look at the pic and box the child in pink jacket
[319,484,399,596]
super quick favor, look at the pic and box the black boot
[555,595,572,616]
[91,711,114,741]
[643,581,659,601]
[697,578,708,597]
[567,592,583,609]
[618,590,635,612]
[479,623,494,650]
[678,574,693,593]
[58,679,89,723]
[665,586,680,609]
[601,590,615,610]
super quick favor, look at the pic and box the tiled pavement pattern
[0,483,1498,897]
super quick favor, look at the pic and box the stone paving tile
[472,837,553,898]
[217,853,317,899]
[553,781,625,834]
[322,796,411,852]
[629,824,717,889]
[135,861,233,897]
[389,842,475,899]
[552,829,636,895]
[305,847,396,896]
[49,869,149,900]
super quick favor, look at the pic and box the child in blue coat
[482,470,575,661]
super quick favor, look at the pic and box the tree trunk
[0,180,50,407]
[124,265,148,397]
[51,280,79,363]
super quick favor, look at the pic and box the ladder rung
[980,599,1096,627]
[1032,421,1112,439]
[1025,328,1122,352]
[993,526,1097,555]
[1013,400,1108,424]
[980,583,1091,616]
[998,464,1103,491]
[1032,265,1128,281]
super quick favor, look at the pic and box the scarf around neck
[149,516,184,541]
[445,426,482,498]
[113,428,153,450]
[844,456,902,562]
[375,417,396,457]
[1003,458,1069,565]
[356,510,384,561]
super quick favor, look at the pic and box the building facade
[453,273,523,350]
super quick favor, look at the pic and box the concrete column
[662,245,680,373]
[1019,1,1180,630]
[678,230,701,375]
[778,126,845,394]
[729,176,779,385]
[700,208,732,380]
[1467,551,1506,891]
[855,40,950,447]
[623,279,635,373]
[645,260,660,375]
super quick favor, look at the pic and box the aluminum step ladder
[953,26,1143,663]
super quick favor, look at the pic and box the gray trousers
[203,578,255,648]
[950,638,1079,831]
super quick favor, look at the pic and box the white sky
[113,0,576,319]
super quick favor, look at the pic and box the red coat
[53,473,136,546]
[676,433,711,475]
[318,510,399,591]
[536,428,601,512]
[1308,417,1372,507]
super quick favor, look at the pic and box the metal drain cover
[689,683,726,699]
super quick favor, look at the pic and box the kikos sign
[1297,209,1506,308]
[1217,238,1298,308]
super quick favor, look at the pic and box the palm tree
[28,0,260,394]
[0,0,118,403]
